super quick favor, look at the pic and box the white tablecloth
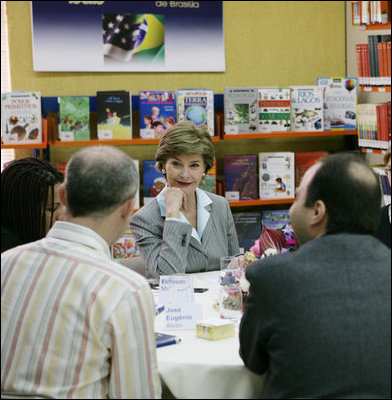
[154,271,266,399]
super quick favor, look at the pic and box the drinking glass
[220,256,240,285]
[219,283,243,322]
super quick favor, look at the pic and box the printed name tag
[159,275,194,304]
[164,303,203,330]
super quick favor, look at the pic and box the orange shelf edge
[51,136,220,147]
[229,198,295,207]
[223,130,357,140]
[365,23,391,30]
[360,86,391,93]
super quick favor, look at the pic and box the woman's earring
[162,169,166,174]
[203,172,206,176]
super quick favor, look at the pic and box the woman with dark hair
[1,157,64,252]
[131,121,240,278]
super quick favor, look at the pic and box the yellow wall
[8,1,345,95]
[7,1,347,169]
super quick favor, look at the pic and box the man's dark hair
[305,152,381,235]
[1,157,64,245]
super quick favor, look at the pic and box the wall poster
[31,1,225,72]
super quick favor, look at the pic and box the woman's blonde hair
[155,121,215,173]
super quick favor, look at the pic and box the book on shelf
[223,87,259,134]
[131,159,140,210]
[111,226,141,260]
[232,211,262,253]
[295,151,328,188]
[198,158,216,194]
[96,90,132,140]
[258,152,295,199]
[223,154,258,201]
[1,91,42,145]
[176,89,215,136]
[373,166,391,206]
[258,88,291,133]
[58,96,90,141]
[367,35,391,86]
[142,160,166,205]
[262,209,291,230]
[316,77,357,131]
[139,91,176,139]
[290,86,324,132]
[357,1,391,25]
[357,102,390,148]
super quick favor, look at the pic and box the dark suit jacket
[240,233,391,399]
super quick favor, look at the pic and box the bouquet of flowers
[250,223,297,258]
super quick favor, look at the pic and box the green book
[59,96,90,141]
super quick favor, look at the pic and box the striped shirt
[1,221,161,399]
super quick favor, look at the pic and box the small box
[196,318,235,340]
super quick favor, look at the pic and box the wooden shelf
[1,119,48,149]
[222,130,358,140]
[359,23,391,30]
[361,148,387,155]
[360,86,391,93]
[229,198,295,207]
[50,135,220,147]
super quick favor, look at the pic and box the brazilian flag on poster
[103,13,165,65]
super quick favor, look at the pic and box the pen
[156,337,181,348]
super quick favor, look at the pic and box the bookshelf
[3,94,359,212]
[346,1,391,155]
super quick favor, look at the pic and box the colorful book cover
[96,91,132,139]
[58,96,90,141]
[232,211,262,253]
[132,159,140,210]
[295,151,328,187]
[258,152,295,199]
[143,159,166,205]
[1,91,42,144]
[198,158,216,193]
[139,91,176,139]
[316,77,357,131]
[262,209,290,230]
[258,88,291,132]
[290,86,324,132]
[224,154,258,201]
[295,151,328,188]
[224,87,259,134]
[177,89,215,136]
[111,226,141,260]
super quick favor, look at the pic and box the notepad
[155,332,181,348]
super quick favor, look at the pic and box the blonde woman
[131,121,240,277]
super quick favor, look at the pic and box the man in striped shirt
[1,146,161,398]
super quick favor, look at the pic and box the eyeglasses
[46,202,62,213]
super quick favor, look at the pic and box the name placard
[159,275,195,304]
[164,303,203,330]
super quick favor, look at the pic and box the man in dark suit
[239,152,391,399]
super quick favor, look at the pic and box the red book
[356,44,364,85]
[387,42,391,85]
[377,42,385,85]
[363,44,371,86]
[295,151,328,188]
[387,102,391,141]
